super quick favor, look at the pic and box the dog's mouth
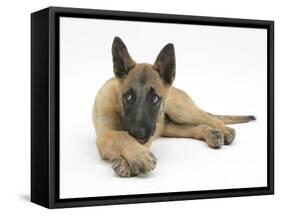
[136,139,147,144]
[136,131,155,144]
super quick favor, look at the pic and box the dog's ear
[112,37,135,79]
[153,43,176,85]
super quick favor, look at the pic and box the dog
[93,36,256,177]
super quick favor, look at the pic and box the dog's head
[112,37,176,144]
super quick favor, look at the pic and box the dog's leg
[96,130,157,177]
[162,122,224,149]
[165,87,235,145]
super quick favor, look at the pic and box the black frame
[31,6,274,208]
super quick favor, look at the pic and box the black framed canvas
[31,6,274,208]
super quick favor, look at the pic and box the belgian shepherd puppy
[93,37,255,177]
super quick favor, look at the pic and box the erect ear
[112,37,135,79]
[153,43,176,85]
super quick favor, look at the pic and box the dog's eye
[151,95,159,104]
[125,93,133,102]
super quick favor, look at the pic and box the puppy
[93,37,255,177]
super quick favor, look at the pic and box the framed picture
[31,6,274,208]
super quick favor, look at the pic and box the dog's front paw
[206,129,224,149]
[132,150,157,175]
[125,147,157,176]
[112,157,133,177]
[112,148,157,177]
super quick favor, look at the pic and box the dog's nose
[129,127,146,140]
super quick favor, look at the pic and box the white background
[60,17,267,198]
[0,0,280,215]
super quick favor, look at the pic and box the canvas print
[59,17,267,198]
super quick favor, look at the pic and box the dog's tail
[208,113,256,124]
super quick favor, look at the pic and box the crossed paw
[112,148,157,177]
